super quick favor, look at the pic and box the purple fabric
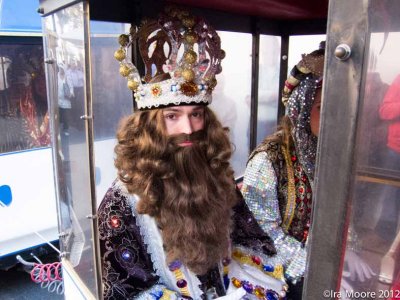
[98,186,158,299]
[98,183,276,299]
[231,189,277,256]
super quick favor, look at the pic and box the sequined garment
[286,77,319,186]
[241,64,321,284]
[241,132,313,283]
[98,180,278,299]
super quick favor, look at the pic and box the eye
[164,113,176,120]
[191,111,203,118]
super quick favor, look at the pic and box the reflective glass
[42,2,97,295]
[211,31,252,177]
[339,2,400,298]
[0,42,49,153]
[90,22,132,205]
[0,0,56,269]
[257,35,281,145]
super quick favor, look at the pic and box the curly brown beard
[115,107,238,274]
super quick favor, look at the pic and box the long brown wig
[114,106,238,274]
[264,115,294,151]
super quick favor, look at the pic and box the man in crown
[98,7,286,300]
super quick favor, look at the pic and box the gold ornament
[174,68,182,78]
[232,278,242,288]
[150,84,162,97]
[127,79,139,91]
[182,69,195,81]
[182,17,195,28]
[287,77,300,85]
[184,50,197,64]
[177,10,189,20]
[184,31,198,45]
[114,49,126,61]
[180,81,198,97]
[119,65,132,77]
[207,77,217,90]
[254,287,265,298]
[220,49,226,59]
[297,65,310,74]
[115,7,225,110]
[118,34,130,47]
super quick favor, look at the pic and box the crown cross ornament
[114,7,225,110]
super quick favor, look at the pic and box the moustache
[167,130,206,148]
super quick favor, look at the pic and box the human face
[162,105,205,145]
[310,88,322,137]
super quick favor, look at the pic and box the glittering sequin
[287,77,319,187]
[242,149,311,283]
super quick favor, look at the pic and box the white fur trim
[134,78,212,110]
[115,180,203,298]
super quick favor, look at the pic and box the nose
[180,116,193,135]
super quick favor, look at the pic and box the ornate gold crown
[114,7,225,110]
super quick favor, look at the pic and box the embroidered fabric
[246,134,314,237]
[121,181,204,300]
[99,181,205,299]
[123,190,176,292]
[286,77,319,187]
[97,181,159,299]
[135,284,177,300]
[134,78,212,110]
[99,180,282,298]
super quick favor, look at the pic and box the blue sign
[0,0,42,33]
[0,185,12,207]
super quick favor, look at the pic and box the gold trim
[171,268,190,297]
[232,249,285,281]
[282,145,296,232]
[160,288,175,299]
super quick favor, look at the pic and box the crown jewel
[115,7,225,110]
